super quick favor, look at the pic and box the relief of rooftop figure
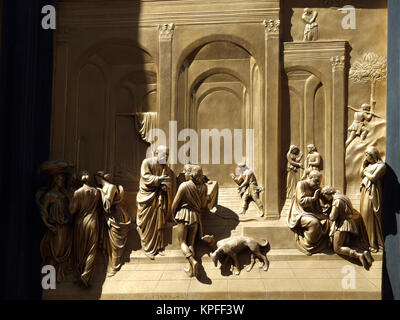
[302,8,318,41]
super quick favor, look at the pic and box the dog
[210,236,270,275]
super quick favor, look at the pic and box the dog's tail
[260,239,270,251]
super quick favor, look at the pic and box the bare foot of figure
[192,260,199,277]
[184,264,193,277]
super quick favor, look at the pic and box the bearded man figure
[287,170,331,255]
[136,146,177,259]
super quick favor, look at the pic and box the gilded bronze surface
[43,0,388,299]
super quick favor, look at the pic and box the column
[157,23,175,145]
[330,55,346,192]
[263,19,281,220]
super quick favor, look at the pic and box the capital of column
[330,55,345,72]
[158,23,175,41]
[263,19,280,36]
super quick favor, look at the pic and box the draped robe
[360,162,386,251]
[38,188,72,282]
[70,185,100,286]
[287,180,331,255]
[136,157,176,255]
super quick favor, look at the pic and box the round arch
[176,35,256,76]
[74,38,155,72]
[285,65,325,86]
[189,67,247,95]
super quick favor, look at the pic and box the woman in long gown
[69,171,100,287]
[360,146,386,253]
[95,171,131,277]
[286,145,303,199]
[36,161,73,282]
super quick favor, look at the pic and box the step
[129,249,382,264]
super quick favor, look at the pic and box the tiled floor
[43,258,382,300]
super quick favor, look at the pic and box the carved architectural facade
[49,1,387,287]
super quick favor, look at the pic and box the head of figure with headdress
[365,146,382,164]
[38,160,71,190]
[289,145,300,155]
[236,161,249,175]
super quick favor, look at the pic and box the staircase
[43,188,381,300]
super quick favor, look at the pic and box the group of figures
[37,161,131,286]
[37,145,270,283]
[135,145,217,277]
[286,143,322,199]
[286,145,386,269]
[38,135,385,284]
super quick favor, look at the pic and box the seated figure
[287,170,331,255]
